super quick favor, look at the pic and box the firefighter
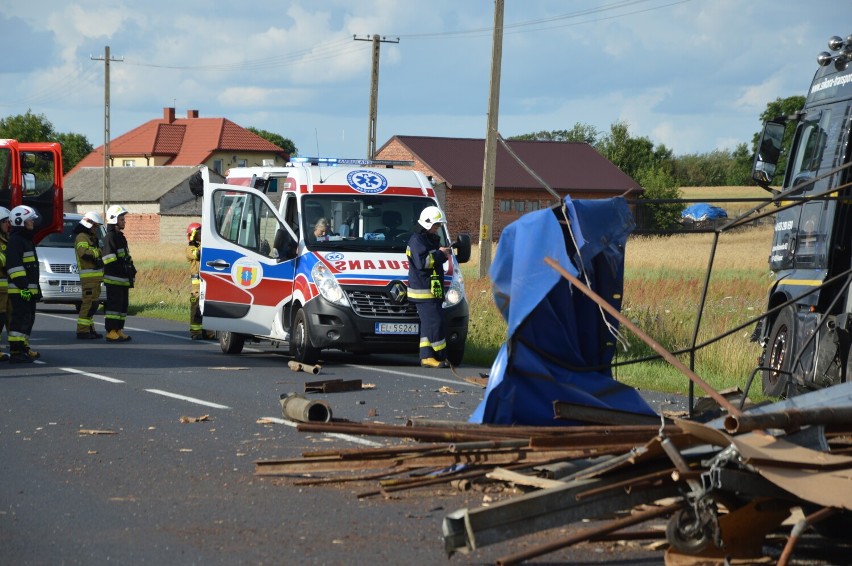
[101,205,136,342]
[6,205,41,363]
[0,206,11,362]
[186,222,215,340]
[406,205,453,368]
[74,211,104,339]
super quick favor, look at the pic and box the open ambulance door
[199,176,298,337]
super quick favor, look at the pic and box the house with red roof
[69,107,289,175]
[376,135,642,241]
[65,107,290,242]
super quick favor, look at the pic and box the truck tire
[219,331,245,355]
[762,306,796,398]
[290,308,320,365]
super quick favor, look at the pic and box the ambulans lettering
[346,169,388,194]
[332,259,408,271]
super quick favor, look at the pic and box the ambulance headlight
[312,262,349,307]
[442,264,465,307]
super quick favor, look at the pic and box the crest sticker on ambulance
[231,257,262,289]
[347,170,388,193]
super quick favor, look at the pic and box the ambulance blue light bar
[288,157,414,167]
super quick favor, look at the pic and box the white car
[37,213,105,310]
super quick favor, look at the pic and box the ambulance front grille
[346,290,417,318]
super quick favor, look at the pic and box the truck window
[212,189,283,259]
[788,111,832,186]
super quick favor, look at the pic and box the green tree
[0,110,93,173]
[54,132,93,174]
[0,110,55,141]
[595,121,669,180]
[509,122,600,144]
[636,165,683,231]
[247,127,298,156]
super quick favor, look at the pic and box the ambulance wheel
[219,331,245,354]
[762,306,795,398]
[291,308,320,365]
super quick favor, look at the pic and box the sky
[0,1,846,159]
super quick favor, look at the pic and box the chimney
[164,107,175,123]
[187,109,199,119]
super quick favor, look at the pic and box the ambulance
[196,158,471,365]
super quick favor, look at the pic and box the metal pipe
[288,360,322,374]
[495,501,682,566]
[777,506,838,566]
[724,406,852,434]
[279,393,332,423]
[545,257,741,417]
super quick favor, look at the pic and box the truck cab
[751,34,852,396]
[0,139,64,241]
[197,159,471,365]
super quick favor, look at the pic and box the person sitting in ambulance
[310,218,330,243]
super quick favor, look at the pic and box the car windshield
[39,217,106,248]
[301,195,447,252]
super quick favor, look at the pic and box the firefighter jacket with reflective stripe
[186,242,201,281]
[102,225,134,286]
[0,233,8,305]
[74,225,104,279]
[406,230,447,302]
[6,227,40,296]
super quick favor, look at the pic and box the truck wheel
[290,308,320,365]
[762,306,795,398]
[219,331,245,355]
[446,344,465,367]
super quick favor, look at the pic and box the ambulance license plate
[61,285,81,293]
[375,322,419,335]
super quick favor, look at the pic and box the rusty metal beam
[553,400,665,426]
[724,406,852,434]
[304,378,362,393]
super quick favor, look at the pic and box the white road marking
[145,389,231,409]
[59,367,125,383]
[260,416,383,447]
[347,364,483,388]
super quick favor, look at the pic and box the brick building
[376,135,642,242]
[63,166,222,243]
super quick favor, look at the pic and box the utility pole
[91,46,123,218]
[478,0,504,277]
[354,34,399,159]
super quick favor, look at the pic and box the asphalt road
[0,306,681,565]
[13,307,841,565]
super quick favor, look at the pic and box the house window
[237,159,248,167]
[499,200,511,213]
[514,200,524,213]
[213,159,223,174]
[526,201,540,212]
[122,160,135,167]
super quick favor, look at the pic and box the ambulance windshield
[302,195,447,251]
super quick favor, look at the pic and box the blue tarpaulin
[469,196,657,426]
[681,203,728,222]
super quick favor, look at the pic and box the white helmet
[417,205,446,230]
[0,206,9,222]
[106,205,129,225]
[80,211,104,229]
[10,205,39,227]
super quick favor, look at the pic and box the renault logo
[389,281,407,304]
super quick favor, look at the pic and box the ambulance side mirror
[452,233,472,264]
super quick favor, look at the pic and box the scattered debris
[437,386,460,395]
[179,414,210,423]
[304,378,362,393]
[207,366,250,371]
[78,429,117,435]
[288,360,322,374]
[280,393,332,423]
[256,417,278,424]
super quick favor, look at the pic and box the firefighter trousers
[104,283,129,331]
[8,294,36,354]
[415,300,447,361]
[77,278,102,334]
